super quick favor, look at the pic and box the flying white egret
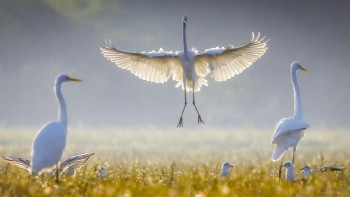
[100,15,268,127]
[220,161,234,177]
[282,161,295,182]
[5,74,82,182]
[271,61,309,167]
[1,153,94,177]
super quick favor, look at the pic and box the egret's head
[56,74,83,84]
[282,161,294,169]
[222,161,234,171]
[183,15,188,24]
[291,61,308,72]
[301,165,311,172]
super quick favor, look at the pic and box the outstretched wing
[1,156,31,172]
[100,42,182,83]
[194,32,268,82]
[60,153,94,173]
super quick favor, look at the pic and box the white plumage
[271,61,309,163]
[300,164,312,179]
[220,161,234,177]
[30,74,82,177]
[100,15,268,127]
[282,161,295,182]
[0,74,82,182]
[31,122,67,174]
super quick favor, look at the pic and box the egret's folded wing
[195,32,268,82]
[271,119,309,144]
[60,153,94,173]
[100,43,182,83]
[1,156,31,172]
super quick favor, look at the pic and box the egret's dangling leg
[192,82,205,124]
[279,154,285,182]
[55,163,59,183]
[292,146,296,164]
[177,86,187,127]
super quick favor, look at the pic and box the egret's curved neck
[291,69,303,119]
[183,23,188,58]
[55,81,67,128]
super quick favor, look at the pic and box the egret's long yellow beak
[68,77,83,82]
[300,66,308,72]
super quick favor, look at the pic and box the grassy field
[0,127,349,196]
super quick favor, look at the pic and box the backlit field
[0,127,349,196]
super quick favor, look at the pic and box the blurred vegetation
[0,128,349,196]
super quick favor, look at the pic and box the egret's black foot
[177,117,184,127]
[198,115,205,124]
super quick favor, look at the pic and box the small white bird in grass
[282,161,295,182]
[271,61,309,170]
[2,153,94,177]
[300,164,312,179]
[220,162,234,177]
[100,15,268,127]
[97,166,108,179]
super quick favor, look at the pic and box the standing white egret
[271,61,309,166]
[27,74,81,182]
[282,161,295,182]
[100,15,268,127]
[220,161,234,177]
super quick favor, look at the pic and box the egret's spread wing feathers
[195,32,268,82]
[100,42,182,83]
[1,156,31,172]
[59,153,94,173]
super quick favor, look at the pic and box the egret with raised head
[100,15,268,127]
[271,61,309,166]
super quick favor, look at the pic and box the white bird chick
[220,162,234,177]
[97,166,108,179]
[300,164,312,179]
[282,161,295,182]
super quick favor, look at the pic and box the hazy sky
[0,0,349,128]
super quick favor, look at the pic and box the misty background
[0,0,349,129]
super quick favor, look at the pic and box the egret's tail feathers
[175,77,208,92]
[1,156,32,173]
[271,144,288,162]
